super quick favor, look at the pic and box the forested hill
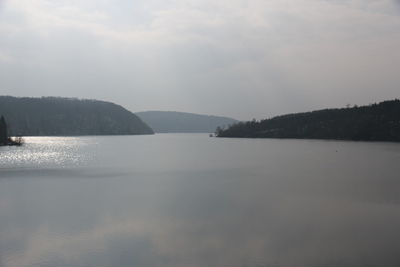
[136,111,238,133]
[0,96,154,136]
[216,99,400,142]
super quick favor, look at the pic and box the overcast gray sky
[0,0,399,120]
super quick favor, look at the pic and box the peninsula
[216,99,400,142]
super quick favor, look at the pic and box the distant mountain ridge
[216,99,400,142]
[0,96,154,136]
[136,111,238,133]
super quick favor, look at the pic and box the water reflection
[0,137,94,168]
[1,135,400,267]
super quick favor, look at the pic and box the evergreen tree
[0,115,8,144]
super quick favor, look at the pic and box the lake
[1,134,400,267]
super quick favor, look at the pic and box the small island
[216,99,400,142]
[0,116,23,146]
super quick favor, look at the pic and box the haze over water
[1,134,400,267]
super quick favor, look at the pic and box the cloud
[0,0,399,119]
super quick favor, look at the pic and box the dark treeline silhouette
[216,99,400,142]
[0,115,23,146]
[0,115,8,144]
[0,96,154,136]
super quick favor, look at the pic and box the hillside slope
[136,111,238,133]
[0,96,154,136]
[216,100,400,142]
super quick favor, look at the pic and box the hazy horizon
[1,0,400,120]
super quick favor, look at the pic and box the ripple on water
[0,137,95,169]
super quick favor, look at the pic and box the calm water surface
[1,134,400,267]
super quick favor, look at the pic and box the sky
[0,0,399,120]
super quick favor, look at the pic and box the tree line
[0,115,23,146]
[216,99,400,142]
[0,96,154,136]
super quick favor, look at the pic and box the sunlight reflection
[0,137,94,168]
